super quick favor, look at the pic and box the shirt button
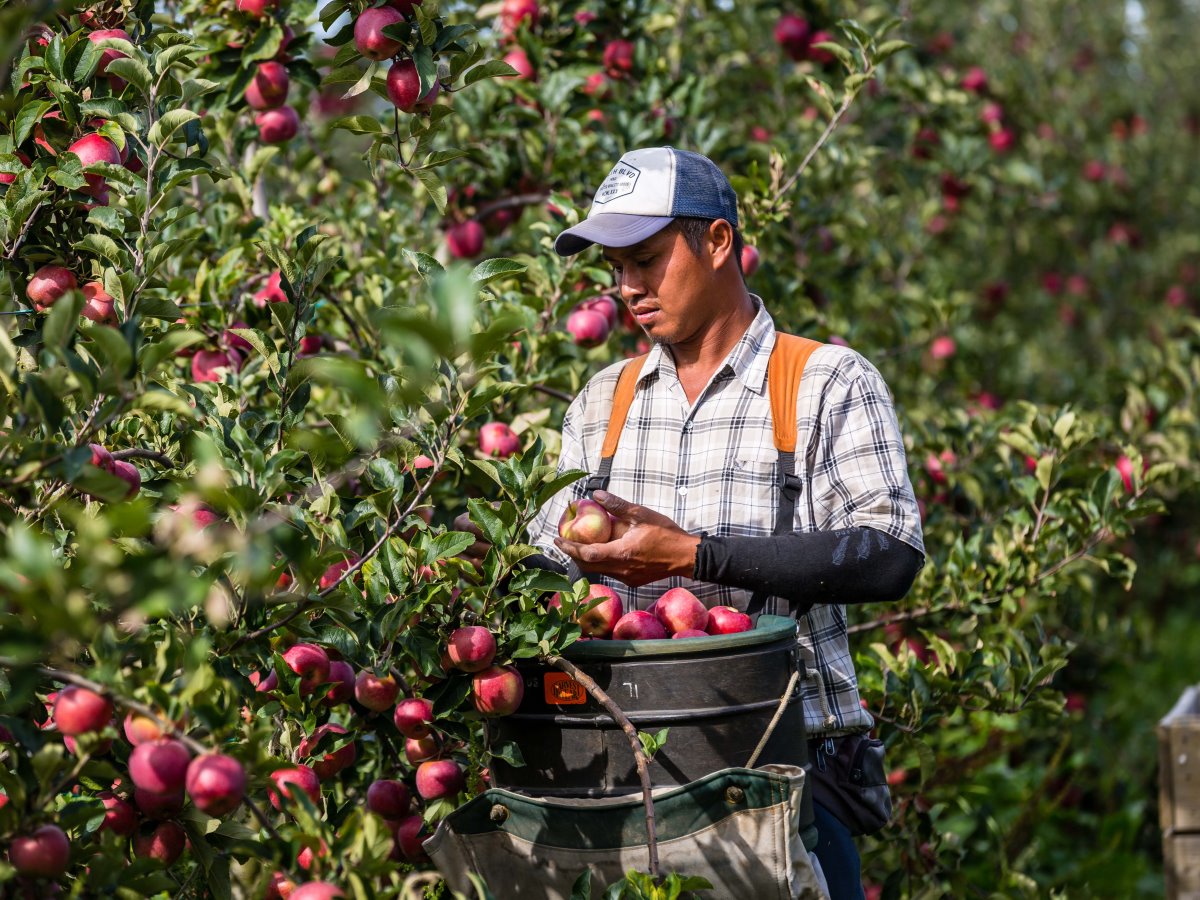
[677,486,689,497]
[683,422,692,432]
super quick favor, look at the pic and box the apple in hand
[558,498,613,543]
[706,606,753,635]
[654,587,708,634]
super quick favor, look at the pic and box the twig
[545,656,660,879]
[473,192,548,221]
[530,383,573,404]
[111,448,175,467]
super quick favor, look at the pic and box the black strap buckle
[584,474,609,493]
[782,472,804,498]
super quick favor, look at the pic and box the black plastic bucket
[489,615,809,802]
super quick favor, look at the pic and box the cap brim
[553,213,675,257]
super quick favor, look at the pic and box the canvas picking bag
[425,764,829,899]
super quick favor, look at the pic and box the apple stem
[110,448,176,467]
[545,656,660,880]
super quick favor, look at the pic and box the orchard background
[1,0,1199,895]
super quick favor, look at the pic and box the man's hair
[670,217,746,275]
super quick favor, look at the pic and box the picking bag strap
[747,333,822,618]
[585,354,648,494]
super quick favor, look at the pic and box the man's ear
[708,219,735,270]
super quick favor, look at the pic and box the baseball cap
[553,147,739,256]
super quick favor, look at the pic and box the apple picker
[515,147,927,900]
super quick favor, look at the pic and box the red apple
[612,610,668,640]
[478,421,519,458]
[134,786,185,818]
[251,669,279,695]
[741,245,760,277]
[415,759,465,799]
[929,335,956,360]
[808,30,836,64]
[404,735,438,763]
[960,66,988,93]
[558,498,613,543]
[291,884,345,900]
[68,132,121,198]
[87,29,130,75]
[297,723,356,779]
[500,0,539,34]
[393,697,434,739]
[237,0,277,17]
[472,665,524,716]
[654,587,708,634]
[323,660,356,706]
[254,270,288,305]
[581,294,619,329]
[268,765,321,810]
[26,265,77,310]
[390,814,428,861]
[246,61,290,110]
[52,686,113,736]
[9,825,70,878]
[98,792,137,836]
[191,348,241,383]
[504,48,535,80]
[298,334,323,357]
[81,281,116,323]
[256,106,300,144]
[282,643,331,695]
[355,670,399,712]
[354,7,404,60]
[673,629,709,639]
[366,779,411,819]
[112,460,140,498]
[566,305,611,347]
[1116,455,1136,493]
[129,738,191,795]
[447,220,485,259]
[706,605,752,635]
[319,554,360,591]
[575,584,623,637]
[774,14,811,61]
[988,128,1015,152]
[185,753,245,817]
[267,871,296,900]
[134,821,186,865]
[602,39,634,77]
[446,626,496,672]
[386,57,421,111]
[89,443,115,473]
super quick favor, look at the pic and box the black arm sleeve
[523,552,568,575]
[693,526,923,607]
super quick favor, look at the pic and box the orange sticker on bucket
[544,672,586,705]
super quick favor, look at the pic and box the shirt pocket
[723,450,780,533]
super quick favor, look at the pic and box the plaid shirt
[527,298,925,736]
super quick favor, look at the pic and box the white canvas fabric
[425,765,829,900]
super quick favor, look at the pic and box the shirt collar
[636,295,775,393]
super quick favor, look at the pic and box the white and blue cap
[554,146,739,256]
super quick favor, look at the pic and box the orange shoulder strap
[601,355,648,459]
[768,333,823,453]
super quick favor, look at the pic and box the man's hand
[553,490,701,588]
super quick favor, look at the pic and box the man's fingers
[593,490,638,520]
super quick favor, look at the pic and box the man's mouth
[631,306,660,325]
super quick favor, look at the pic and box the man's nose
[618,270,645,303]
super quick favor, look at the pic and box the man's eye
[635,257,654,266]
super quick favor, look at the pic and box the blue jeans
[811,800,865,900]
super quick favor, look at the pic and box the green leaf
[414,168,447,214]
[467,498,507,547]
[341,61,378,100]
[75,233,125,268]
[570,869,593,900]
[148,109,201,147]
[105,57,152,95]
[464,59,520,87]
[470,258,527,285]
[328,115,384,135]
[812,41,855,69]
[228,328,279,375]
[873,40,912,63]
[489,740,525,768]
[14,100,55,147]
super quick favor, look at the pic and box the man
[468,147,925,899]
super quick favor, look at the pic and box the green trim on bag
[443,766,798,850]
[563,615,798,661]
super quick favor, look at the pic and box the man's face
[601,224,718,346]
